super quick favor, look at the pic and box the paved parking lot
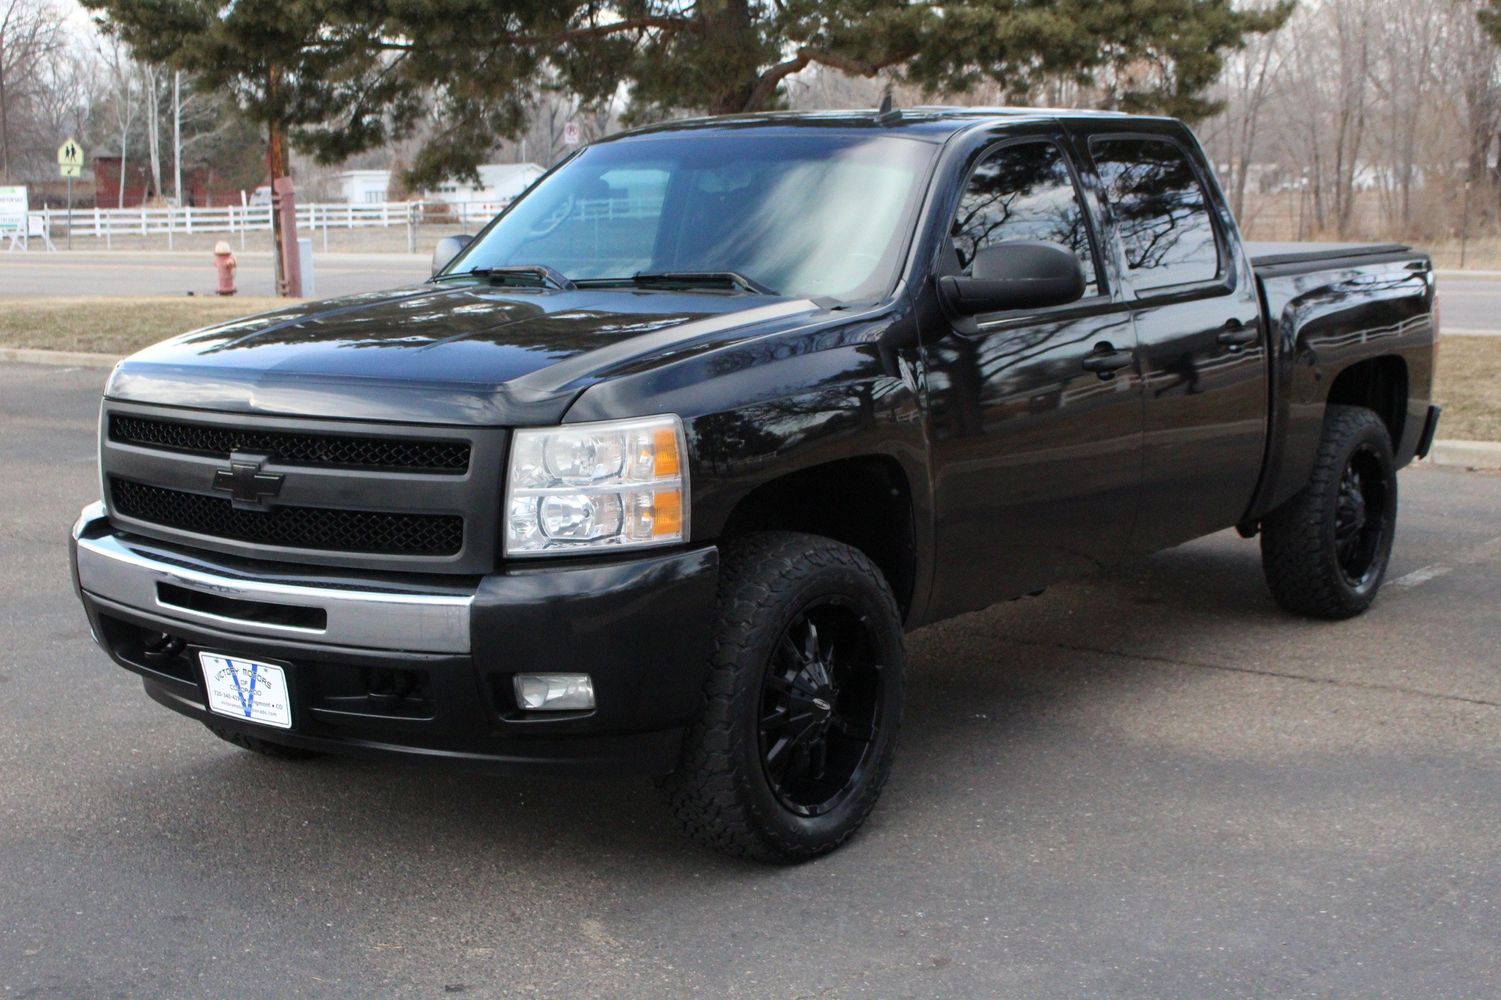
[2,361,1498,999]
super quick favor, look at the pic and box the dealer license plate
[199,653,293,729]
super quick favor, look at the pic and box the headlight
[505,414,689,556]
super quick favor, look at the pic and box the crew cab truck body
[70,109,1439,861]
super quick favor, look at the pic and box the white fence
[24,199,511,250]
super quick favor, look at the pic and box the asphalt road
[1,252,1499,336]
[1435,272,1501,336]
[0,251,428,300]
[2,362,1499,999]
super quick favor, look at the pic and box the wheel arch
[1325,354,1409,448]
[715,454,919,621]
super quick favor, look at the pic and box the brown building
[92,155,247,208]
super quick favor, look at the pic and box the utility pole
[172,71,182,205]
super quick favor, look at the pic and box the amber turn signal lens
[653,428,680,478]
[652,489,683,537]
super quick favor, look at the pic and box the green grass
[2,297,1497,441]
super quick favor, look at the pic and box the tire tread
[1260,405,1395,619]
[664,531,902,863]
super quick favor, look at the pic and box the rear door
[1075,128,1267,553]
[920,131,1144,621]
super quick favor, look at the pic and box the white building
[334,169,392,204]
[424,163,546,213]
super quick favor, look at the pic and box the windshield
[446,132,936,303]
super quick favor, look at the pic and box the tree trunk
[0,27,9,182]
[145,65,162,200]
[702,0,762,114]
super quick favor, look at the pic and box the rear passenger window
[951,141,1100,297]
[1090,138,1220,289]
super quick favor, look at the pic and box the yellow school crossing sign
[58,139,84,178]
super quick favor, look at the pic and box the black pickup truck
[71,108,1439,861]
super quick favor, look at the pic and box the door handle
[1216,321,1258,349]
[1081,343,1134,378]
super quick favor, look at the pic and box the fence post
[407,203,416,254]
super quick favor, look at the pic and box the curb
[1435,269,1501,279]
[1427,439,1501,470]
[0,347,119,369]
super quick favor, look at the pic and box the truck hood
[106,283,821,425]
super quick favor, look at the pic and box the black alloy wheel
[1333,441,1392,589]
[758,600,886,819]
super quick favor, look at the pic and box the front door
[921,135,1144,622]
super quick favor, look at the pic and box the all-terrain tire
[664,531,905,863]
[1260,405,1398,619]
[205,722,321,760]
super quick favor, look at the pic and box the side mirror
[431,234,474,277]
[937,241,1086,317]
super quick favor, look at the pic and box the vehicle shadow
[92,534,1288,879]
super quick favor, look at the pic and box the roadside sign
[58,139,84,170]
[57,140,83,250]
[563,121,581,146]
[0,185,26,242]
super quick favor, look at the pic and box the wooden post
[274,176,302,297]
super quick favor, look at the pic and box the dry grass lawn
[1436,335,1501,441]
[0,297,286,356]
[2,297,1497,441]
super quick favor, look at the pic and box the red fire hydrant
[213,240,238,296]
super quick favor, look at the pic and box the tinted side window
[1090,138,1220,289]
[951,141,1099,297]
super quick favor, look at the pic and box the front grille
[109,414,470,474]
[111,479,464,556]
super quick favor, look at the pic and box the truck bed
[1244,241,1435,524]
[1247,241,1412,271]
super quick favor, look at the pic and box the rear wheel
[665,532,904,863]
[205,722,320,760]
[1260,405,1398,619]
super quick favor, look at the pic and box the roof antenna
[877,85,898,123]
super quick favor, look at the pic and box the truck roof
[608,106,1181,143]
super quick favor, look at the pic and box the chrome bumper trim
[72,503,473,653]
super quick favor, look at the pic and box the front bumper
[71,502,719,775]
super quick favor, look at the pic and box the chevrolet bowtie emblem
[212,453,283,509]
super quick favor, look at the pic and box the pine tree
[82,0,1292,189]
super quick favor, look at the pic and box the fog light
[514,673,595,711]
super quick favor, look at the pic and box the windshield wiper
[580,271,775,295]
[434,264,576,291]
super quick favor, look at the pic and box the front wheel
[1260,405,1398,619]
[665,532,905,863]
